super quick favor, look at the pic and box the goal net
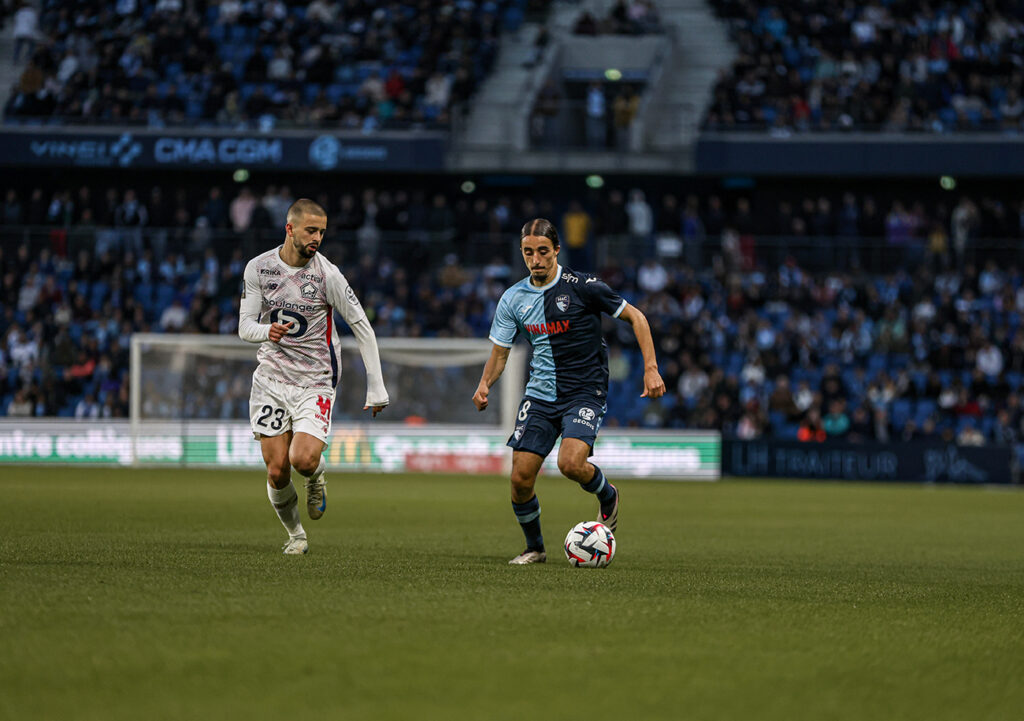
[130,334,521,427]
[129,334,527,471]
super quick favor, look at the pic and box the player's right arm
[473,344,511,411]
[238,260,291,343]
[474,290,519,411]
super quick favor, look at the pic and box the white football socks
[267,481,306,539]
[305,455,326,483]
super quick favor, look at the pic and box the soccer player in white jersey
[239,198,389,555]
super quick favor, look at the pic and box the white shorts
[249,372,336,444]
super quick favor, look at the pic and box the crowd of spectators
[573,0,663,35]
[6,181,1024,266]
[4,180,1024,450]
[705,0,1024,132]
[5,0,524,129]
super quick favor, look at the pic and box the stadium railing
[3,226,1022,274]
[0,226,524,270]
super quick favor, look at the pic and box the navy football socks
[512,495,544,551]
[581,466,615,504]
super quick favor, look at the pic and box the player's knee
[266,463,290,487]
[289,450,319,477]
[557,456,587,480]
[510,469,535,496]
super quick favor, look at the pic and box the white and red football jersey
[240,247,369,391]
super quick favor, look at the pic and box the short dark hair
[286,198,327,225]
[520,218,559,247]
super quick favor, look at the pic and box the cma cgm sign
[154,137,283,165]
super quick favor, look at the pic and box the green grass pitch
[1,467,1022,721]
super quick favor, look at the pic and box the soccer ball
[563,521,616,568]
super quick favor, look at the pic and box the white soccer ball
[563,521,616,568]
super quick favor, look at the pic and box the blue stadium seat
[915,400,937,424]
[778,424,801,440]
[502,5,523,31]
[134,283,153,311]
[891,399,912,428]
[303,84,322,104]
[326,84,348,103]
[981,416,996,437]
[867,355,887,375]
[357,63,384,81]
[155,284,176,310]
[89,282,108,311]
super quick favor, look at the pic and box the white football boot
[282,536,309,555]
[306,473,327,520]
[508,549,547,565]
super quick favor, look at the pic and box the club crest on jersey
[300,282,317,299]
[555,294,570,312]
[514,424,525,440]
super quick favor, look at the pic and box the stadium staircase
[451,1,580,169]
[0,8,26,98]
[643,0,736,159]
[450,0,735,172]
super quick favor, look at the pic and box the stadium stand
[3,180,1024,453]
[4,0,525,128]
[572,0,664,35]
[704,0,1024,132]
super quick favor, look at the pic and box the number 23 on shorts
[256,404,286,430]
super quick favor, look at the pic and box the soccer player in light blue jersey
[473,218,666,565]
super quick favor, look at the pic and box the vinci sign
[2,129,445,171]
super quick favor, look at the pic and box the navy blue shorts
[507,395,607,458]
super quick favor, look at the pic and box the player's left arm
[617,303,666,399]
[325,266,390,416]
[583,274,666,399]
